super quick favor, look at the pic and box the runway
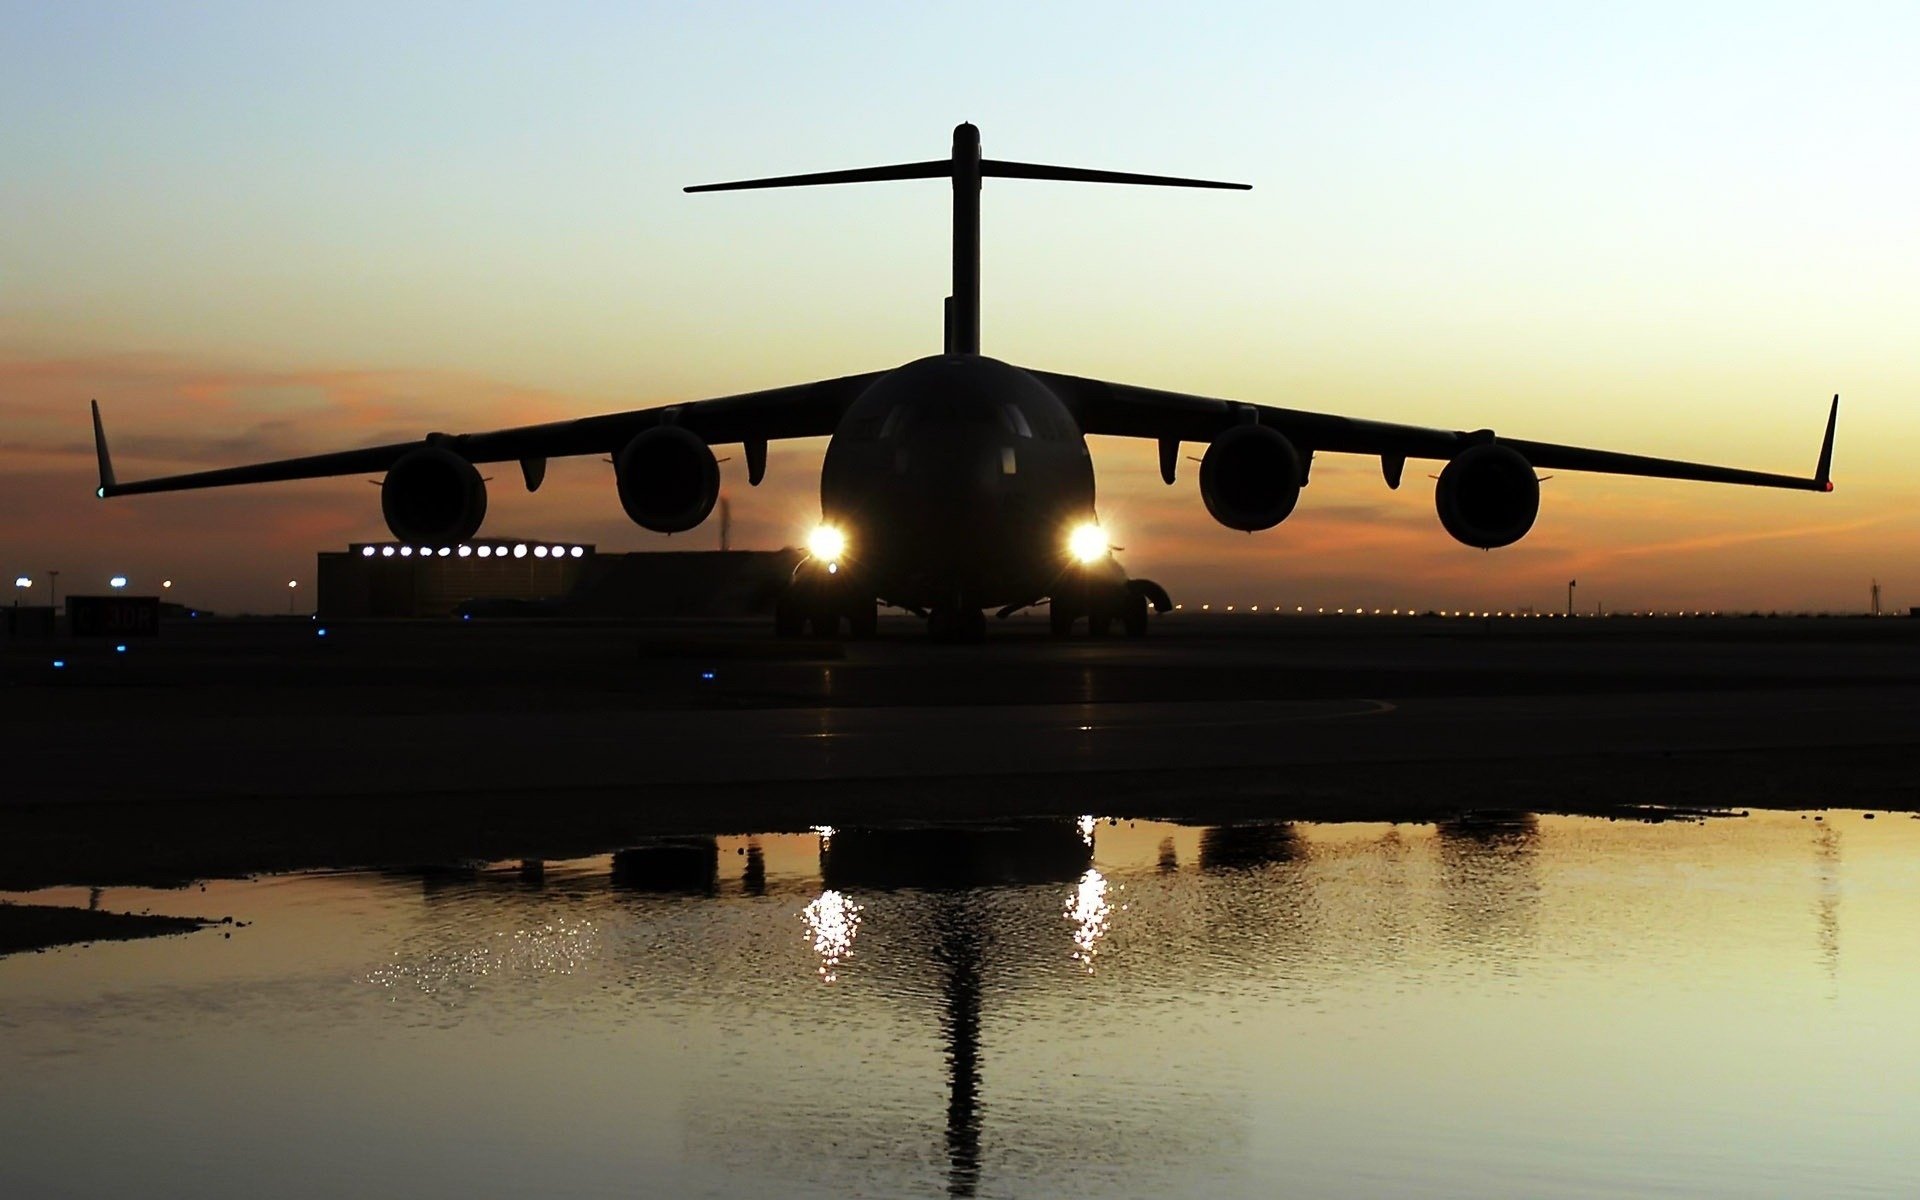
[9,612,1920,799]
[6,614,1919,887]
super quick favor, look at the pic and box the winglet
[1814,394,1838,492]
[90,399,117,498]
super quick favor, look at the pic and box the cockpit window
[1002,404,1034,438]
[878,405,915,440]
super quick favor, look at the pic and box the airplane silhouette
[91,123,1838,641]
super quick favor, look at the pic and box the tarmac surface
[5,611,1919,890]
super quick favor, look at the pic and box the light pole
[48,570,59,612]
[287,579,298,614]
[12,576,29,608]
[1568,579,1577,618]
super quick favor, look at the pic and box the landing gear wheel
[1123,591,1150,638]
[1086,605,1113,638]
[928,607,986,644]
[961,608,986,643]
[775,591,805,638]
[807,610,841,639]
[847,601,878,639]
[1049,602,1074,638]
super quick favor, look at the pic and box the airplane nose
[906,429,1003,505]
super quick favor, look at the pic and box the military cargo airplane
[91,123,1837,641]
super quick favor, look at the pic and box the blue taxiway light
[52,659,66,669]
[316,628,328,637]
[115,644,127,653]
[700,671,716,681]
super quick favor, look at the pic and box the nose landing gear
[927,605,987,644]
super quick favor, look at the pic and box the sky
[3,1,1916,613]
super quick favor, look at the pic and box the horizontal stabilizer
[686,160,949,193]
[982,159,1250,190]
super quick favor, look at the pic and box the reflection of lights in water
[801,890,862,982]
[365,917,600,998]
[1077,814,1097,846]
[810,824,836,845]
[1065,868,1116,971]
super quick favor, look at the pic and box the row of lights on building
[359,544,587,560]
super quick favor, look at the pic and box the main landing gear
[1049,578,1169,639]
[775,566,878,639]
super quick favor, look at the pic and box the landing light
[1067,523,1108,564]
[109,575,127,589]
[807,525,846,563]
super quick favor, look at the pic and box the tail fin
[685,124,1249,354]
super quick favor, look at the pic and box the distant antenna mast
[719,495,732,552]
[1871,578,1881,617]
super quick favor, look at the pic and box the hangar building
[316,538,800,619]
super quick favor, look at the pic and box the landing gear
[1049,601,1074,638]
[928,605,986,644]
[1049,578,1162,639]
[775,589,806,638]
[775,565,876,640]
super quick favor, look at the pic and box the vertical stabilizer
[684,125,1248,357]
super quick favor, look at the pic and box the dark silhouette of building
[315,540,801,618]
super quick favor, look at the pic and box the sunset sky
[4,2,1916,613]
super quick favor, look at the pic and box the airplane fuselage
[819,355,1099,612]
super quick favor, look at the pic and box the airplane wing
[92,371,884,497]
[1030,370,1837,492]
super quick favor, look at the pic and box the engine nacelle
[381,445,487,545]
[1435,443,1539,549]
[1198,424,1303,532]
[616,426,720,533]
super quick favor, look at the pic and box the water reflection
[800,889,862,982]
[611,838,720,894]
[1065,868,1114,972]
[4,812,1919,1199]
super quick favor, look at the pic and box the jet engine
[1435,443,1539,549]
[1198,424,1303,532]
[616,426,720,533]
[381,445,487,544]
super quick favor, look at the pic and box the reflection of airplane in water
[377,815,1539,1196]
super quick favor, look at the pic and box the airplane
[91,123,1838,642]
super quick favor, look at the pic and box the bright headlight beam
[1068,523,1108,564]
[807,525,846,563]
